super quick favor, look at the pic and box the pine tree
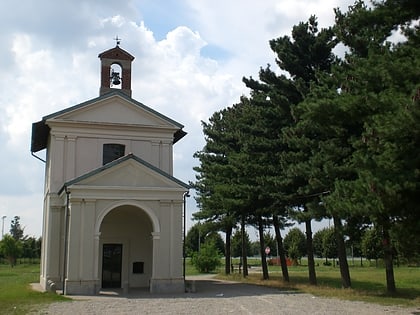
[241,16,337,285]
[192,103,253,275]
[317,0,419,292]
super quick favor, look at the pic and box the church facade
[31,45,189,295]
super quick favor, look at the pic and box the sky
[0,0,356,239]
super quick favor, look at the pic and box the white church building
[31,44,189,295]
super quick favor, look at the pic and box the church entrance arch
[98,203,157,289]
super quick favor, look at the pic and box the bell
[111,70,121,86]
[112,76,121,85]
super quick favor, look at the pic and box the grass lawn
[214,260,420,308]
[0,264,68,315]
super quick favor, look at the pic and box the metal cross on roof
[114,35,121,46]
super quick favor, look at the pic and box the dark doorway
[102,244,123,288]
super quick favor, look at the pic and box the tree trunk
[382,222,396,293]
[225,225,232,275]
[333,215,351,288]
[305,219,317,285]
[273,215,289,282]
[241,216,248,277]
[258,215,269,280]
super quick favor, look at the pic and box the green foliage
[185,223,204,256]
[249,241,261,257]
[269,15,336,95]
[0,234,23,267]
[361,227,384,262]
[22,236,42,259]
[191,241,222,273]
[191,104,249,269]
[290,0,420,291]
[231,229,252,257]
[313,227,337,259]
[10,216,24,241]
[312,229,324,258]
[321,227,337,260]
[283,228,306,262]
[205,231,225,255]
[344,216,370,259]
[391,221,420,265]
[192,104,249,219]
[186,223,225,258]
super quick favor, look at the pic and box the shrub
[0,234,23,267]
[191,241,221,273]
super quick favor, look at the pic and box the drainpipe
[31,151,46,163]
[62,186,70,295]
[182,191,190,280]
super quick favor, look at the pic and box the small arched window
[103,143,125,165]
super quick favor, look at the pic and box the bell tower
[98,41,135,97]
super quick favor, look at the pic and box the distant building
[31,44,189,295]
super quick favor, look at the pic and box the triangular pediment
[63,154,189,190]
[46,93,180,129]
[31,92,186,153]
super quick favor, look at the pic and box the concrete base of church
[39,275,48,291]
[149,278,185,293]
[39,276,185,295]
[64,279,100,295]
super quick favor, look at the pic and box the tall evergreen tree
[241,16,337,285]
[286,0,417,288]
[312,0,420,292]
[192,102,254,275]
[192,0,419,292]
[275,16,336,284]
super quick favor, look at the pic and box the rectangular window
[103,143,125,165]
[133,261,144,274]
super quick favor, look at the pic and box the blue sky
[0,0,356,238]
[135,0,192,40]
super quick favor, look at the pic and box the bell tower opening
[98,42,135,97]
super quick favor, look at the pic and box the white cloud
[160,26,206,57]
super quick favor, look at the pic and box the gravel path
[31,276,419,315]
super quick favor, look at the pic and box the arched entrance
[98,204,154,289]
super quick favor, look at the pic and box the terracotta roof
[98,45,135,61]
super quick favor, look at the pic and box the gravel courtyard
[31,275,419,315]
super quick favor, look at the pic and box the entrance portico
[61,154,188,295]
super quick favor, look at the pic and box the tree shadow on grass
[286,273,420,304]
